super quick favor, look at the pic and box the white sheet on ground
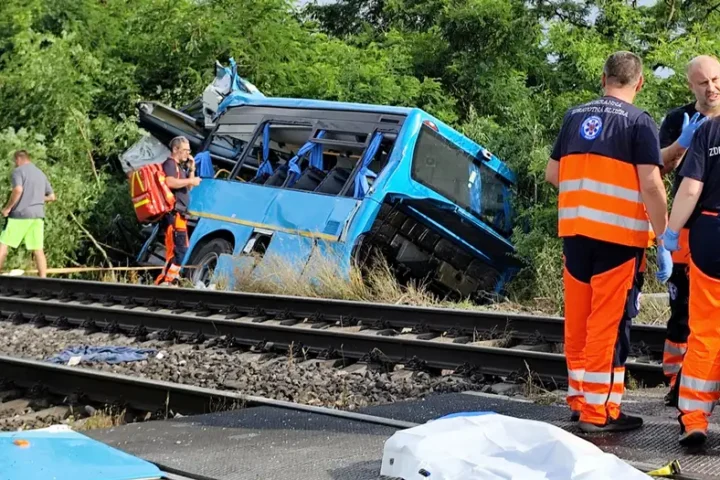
[380,412,652,480]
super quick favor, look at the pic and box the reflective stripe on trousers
[678,256,720,433]
[155,212,189,285]
[563,238,639,425]
[662,339,687,378]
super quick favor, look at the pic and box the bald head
[685,55,720,112]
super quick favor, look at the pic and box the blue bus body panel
[184,179,361,265]
[0,427,162,480]
[181,99,520,294]
[360,110,518,269]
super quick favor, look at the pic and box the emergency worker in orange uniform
[658,55,720,406]
[155,136,201,285]
[545,51,670,433]
[664,115,720,446]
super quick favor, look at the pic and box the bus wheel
[188,238,233,286]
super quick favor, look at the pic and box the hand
[678,112,708,149]
[1,208,9,218]
[190,176,201,187]
[661,228,681,252]
[656,244,673,284]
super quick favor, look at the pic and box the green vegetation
[0,0,715,314]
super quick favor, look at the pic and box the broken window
[410,125,512,236]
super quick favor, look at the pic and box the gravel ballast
[0,323,493,411]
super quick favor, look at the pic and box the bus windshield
[410,125,513,238]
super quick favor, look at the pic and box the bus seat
[315,167,352,196]
[292,166,327,192]
[264,163,289,187]
[250,173,269,184]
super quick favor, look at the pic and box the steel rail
[0,296,666,386]
[0,358,696,480]
[0,355,416,429]
[0,276,667,352]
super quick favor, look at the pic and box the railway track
[0,277,668,387]
[0,355,415,429]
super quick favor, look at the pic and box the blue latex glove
[656,244,673,284]
[662,228,681,252]
[678,112,708,148]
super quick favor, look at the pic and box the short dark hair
[603,51,643,86]
[13,150,30,161]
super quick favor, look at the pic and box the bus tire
[187,237,233,286]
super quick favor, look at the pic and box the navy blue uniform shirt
[678,117,720,213]
[550,96,662,168]
[162,157,189,213]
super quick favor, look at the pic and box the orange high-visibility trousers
[678,213,720,435]
[563,235,643,425]
[663,228,690,388]
[155,212,189,285]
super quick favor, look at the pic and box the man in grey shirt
[0,150,56,277]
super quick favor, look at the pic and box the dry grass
[40,241,671,325]
[221,246,554,317]
[635,293,671,325]
[69,406,127,431]
[229,247,439,306]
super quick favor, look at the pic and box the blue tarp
[46,346,156,365]
[0,426,162,480]
[194,150,215,178]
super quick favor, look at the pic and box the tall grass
[223,247,552,315]
[220,244,669,325]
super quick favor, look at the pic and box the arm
[667,121,710,233]
[660,112,708,176]
[2,186,23,217]
[187,155,197,191]
[2,170,24,217]
[637,164,668,236]
[658,111,685,176]
[633,113,668,236]
[44,178,55,202]
[660,141,687,176]
[165,176,198,189]
[544,158,559,188]
[668,177,703,232]
[545,117,565,189]
[163,160,200,190]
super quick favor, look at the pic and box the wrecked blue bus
[135,91,523,300]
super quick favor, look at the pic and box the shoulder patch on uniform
[580,116,603,140]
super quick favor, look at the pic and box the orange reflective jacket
[558,153,652,248]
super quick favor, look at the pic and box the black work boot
[679,429,707,447]
[578,412,643,433]
[570,411,580,422]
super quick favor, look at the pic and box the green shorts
[0,218,44,251]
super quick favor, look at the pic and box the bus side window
[230,123,313,184]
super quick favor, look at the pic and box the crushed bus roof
[217,92,414,118]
